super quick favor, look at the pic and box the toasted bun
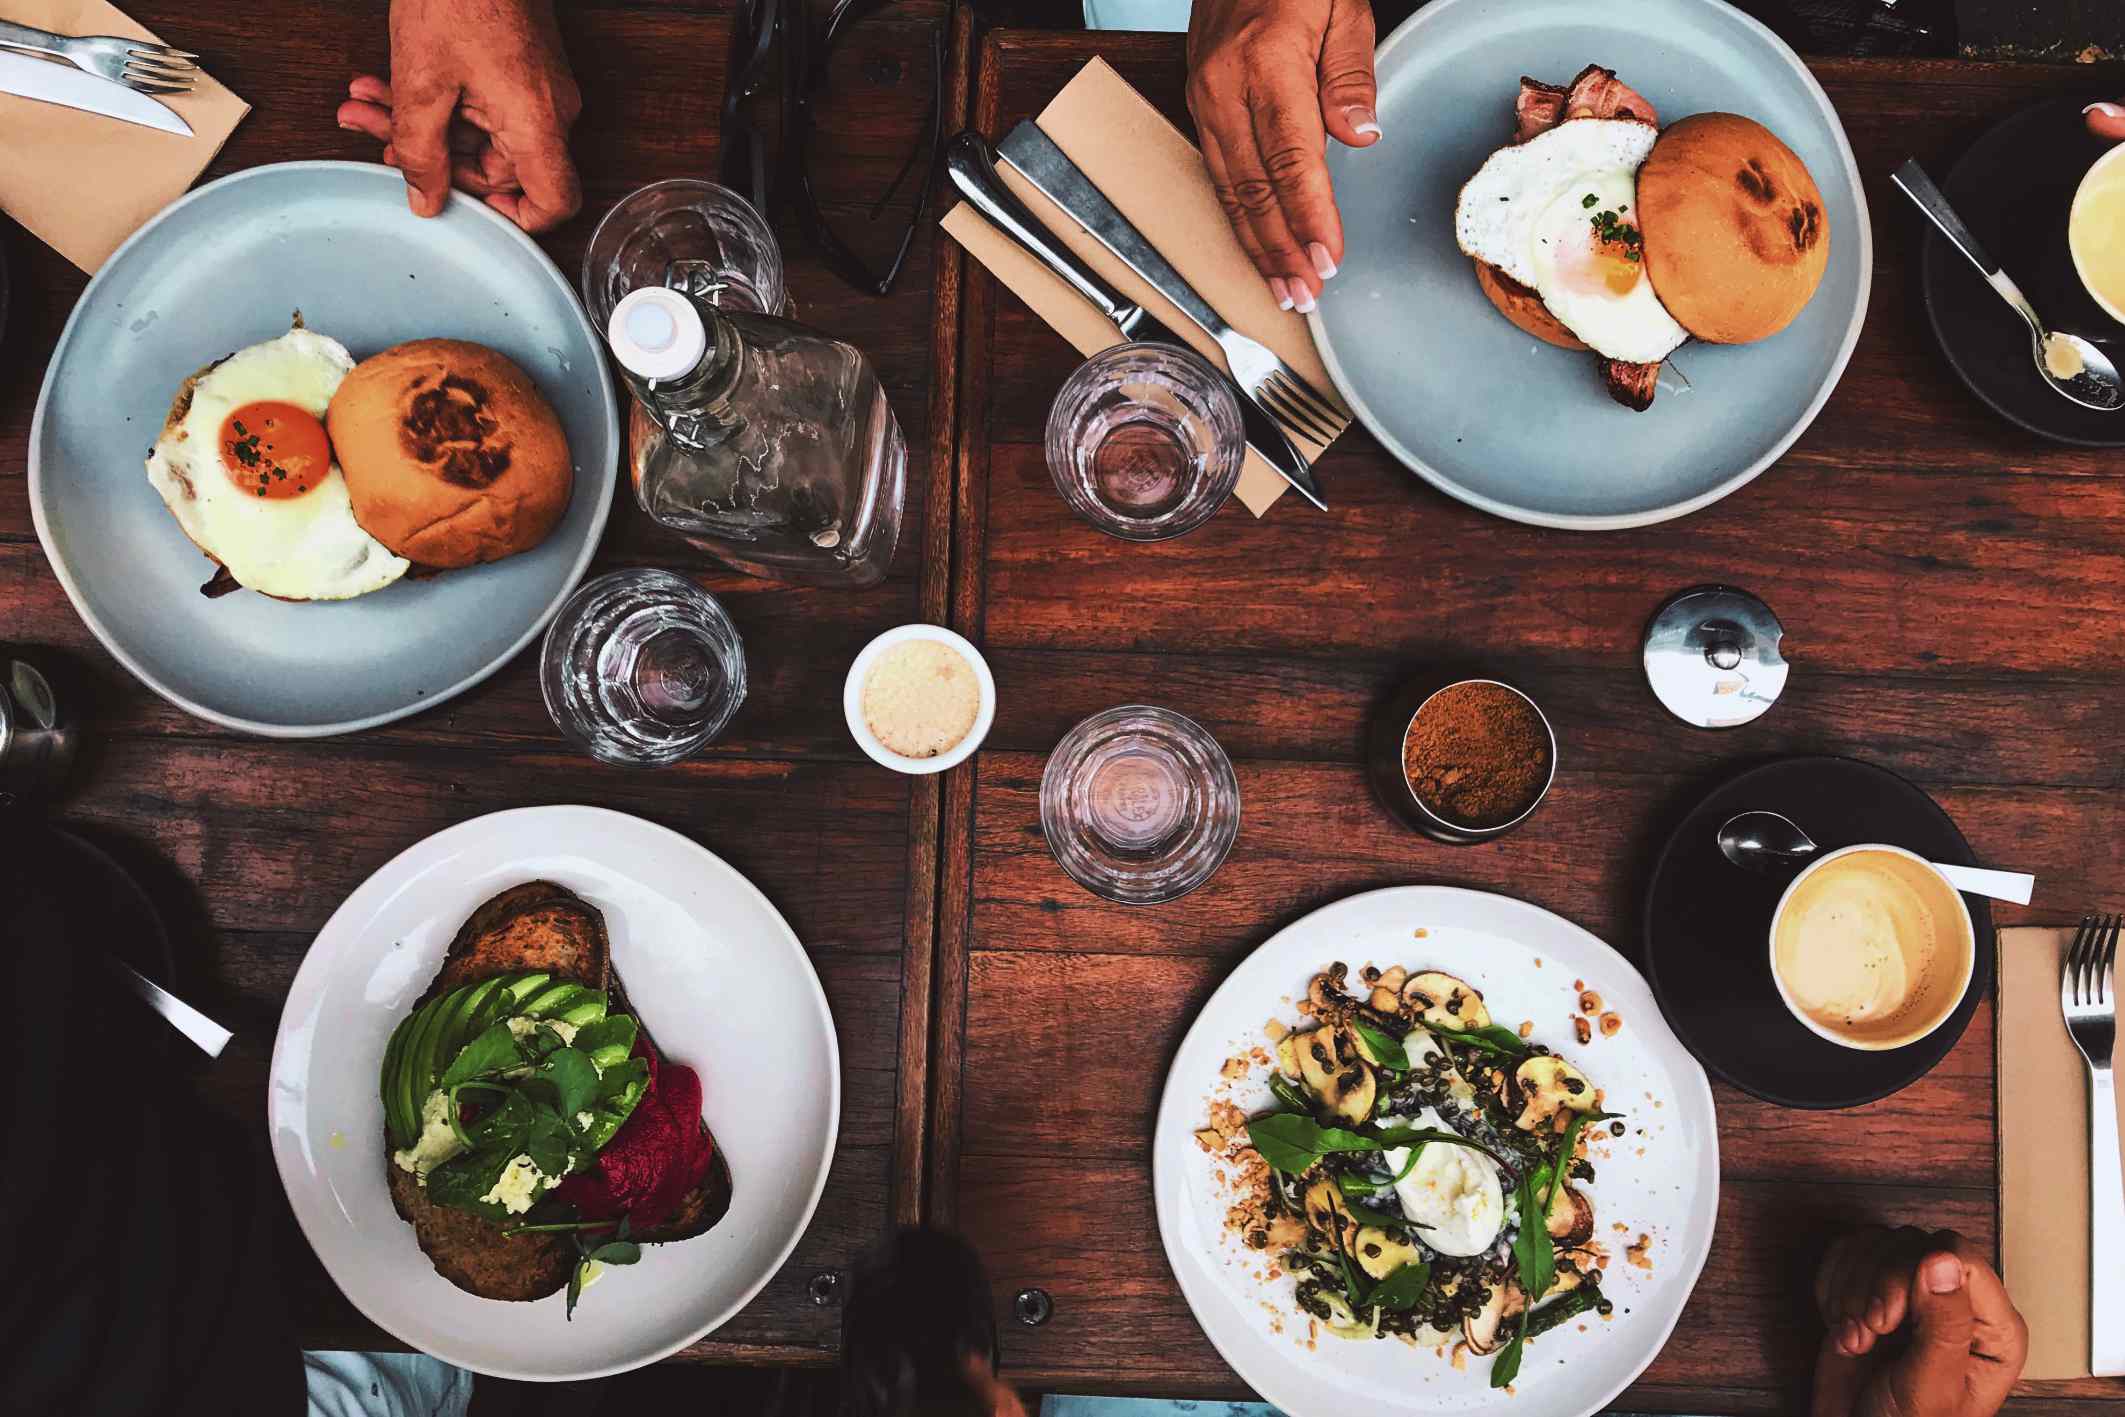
[1472,259,1588,352]
[328,340,571,568]
[1637,113,1829,344]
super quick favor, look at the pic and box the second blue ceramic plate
[1311,0,1871,529]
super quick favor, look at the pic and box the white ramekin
[842,624,996,775]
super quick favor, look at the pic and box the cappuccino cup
[2071,141,2125,326]
[1768,844,1976,1051]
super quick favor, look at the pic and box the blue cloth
[303,1352,473,1417]
[1042,1401,1282,1417]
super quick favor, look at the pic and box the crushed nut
[1626,1233,1654,1270]
[1578,990,1602,1014]
[1518,1019,1535,1039]
[1264,1018,1289,1042]
[1195,1128,1223,1153]
[1573,1016,1593,1045]
[1599,1012,1623,1037]
[1221,1056,1249,1080]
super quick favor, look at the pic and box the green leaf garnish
[1368,1261,1432,1312]
[1350,1019,1409,1072]
[1491,1313,1529,1388]
[1425,1022,1531,1058]
[439,1022,524,1090]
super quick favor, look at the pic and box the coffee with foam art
[1769,846,1975,1050]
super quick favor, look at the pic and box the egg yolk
[220,401,331,499]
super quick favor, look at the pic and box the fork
[2063,914,2124,1375]
[996,121,1349,451]
[0,20,198,95]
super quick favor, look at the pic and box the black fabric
[0,815,302,1417]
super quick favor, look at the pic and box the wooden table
[929,29,2125,1415]
[0,0,964,1366]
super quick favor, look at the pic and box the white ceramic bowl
[842,624,996,774]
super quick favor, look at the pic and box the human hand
[2087,102,2125,142]
[337,0,583,233]
[1185,0,1379,314]
[1811,1226,2028,1417]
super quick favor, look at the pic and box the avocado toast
[381,881,732,1308]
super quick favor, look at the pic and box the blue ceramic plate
[29,162,618,736]
[1311,0,1871,529]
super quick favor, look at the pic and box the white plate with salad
[1152,886,1717,1416]
[267,805,839,1380]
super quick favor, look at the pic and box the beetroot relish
[553,1041,714,1229]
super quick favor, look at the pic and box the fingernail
[337,121,356,131]
[1347,106,1383,141]
[1269,276,1295,311]
[1292,285,1317,315]
[1308,243,1338,281]
[1924,1255,1963,1294]
[2086,102,2125,118]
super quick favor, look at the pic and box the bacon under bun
[1471,258,1589,352]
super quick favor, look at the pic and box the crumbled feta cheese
[392,1090,465,1181]
[479,1154,563,1214]
[506,1016,580,1045]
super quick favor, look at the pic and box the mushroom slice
[1369,965,1410,1012]
[1513,1055,1597,1131]
[1295,1027,1344,1097]
[1303,1178,1358,1247]
[1545,1184,1596,1247]
[1403,971,1493,1030]
[1308,963,1358,1019]
[1354,1225,1423,1280]
[1462,1280,1526,1355]
[1544,1248,1600,1300]
[1325,1059,1378,1124]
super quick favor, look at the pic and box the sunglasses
[720,0,945,297]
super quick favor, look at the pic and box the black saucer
[1920,95,2125,446]
[1641,756,1994,1110]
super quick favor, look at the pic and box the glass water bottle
[606,286,906,589]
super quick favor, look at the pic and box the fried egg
[1456,118,1689,364]
[146,326,409,601]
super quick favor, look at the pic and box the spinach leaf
[538,1048,602,1123]
[424,1143,515,1220]
[1365,1125,1519,1179]
[1490,1314,1528,1388]
[1543,1110,1621,1216]
[570,1015,637,1069]
[1350,1020,1409,1072]
[1246,1113,1328,1174]
[1368,1261,1432,1312]
[440,1022,524,1090]
[1427,1022,1531,1058]
[523,1107,573,1179]
[576,1056,651,1153]
[1511,1171,1555,1303]
[1265,1073,1312,1115]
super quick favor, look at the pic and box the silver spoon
[1891,159,2123,413]
[1716,810,2035,905]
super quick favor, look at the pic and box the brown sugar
[1401,681,1551,829]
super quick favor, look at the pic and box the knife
[945,131,1326,510]
[0,49,191,137]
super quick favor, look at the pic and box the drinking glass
[539,569,747,766]
[1040,705,1241,904]
[1043,344,1245,541]
[581,180,787,326]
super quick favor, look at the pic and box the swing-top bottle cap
[608,286,707,383]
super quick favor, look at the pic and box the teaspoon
[1891,159,2123,413]
[1716,809,2035,905]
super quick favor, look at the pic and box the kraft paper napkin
[1997,926,2125,1380]
[941,57,1351,518]
[0,0,247,272]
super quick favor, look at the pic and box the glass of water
[1044,343,1245,541]
[539,569,748,766]
[581,179,787,326]
[1040,705,1241,904]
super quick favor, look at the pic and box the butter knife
[945,131,1325,509]
[0,49,190,136]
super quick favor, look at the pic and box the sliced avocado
[519,981,588,1020]
[439,978,509,1073]
[463,976,522,1046]
[502,971,551,1007]
[404,987,468,1133]
[380,1011,420,1149]
[393,993,447,1150]
[556,991,609,1029]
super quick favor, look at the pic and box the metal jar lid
[1642,586,1788,729]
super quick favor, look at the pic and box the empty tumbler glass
[1044,344,1245,541]
[1040,705,1241,904]
[540,569,747,766]
[581,179,786,323]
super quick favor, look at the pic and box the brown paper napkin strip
[941,56,1351,518]
[0,0,247,273]
[1997,926,2125,1380]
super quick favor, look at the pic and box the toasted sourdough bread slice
[386,880,728,1300]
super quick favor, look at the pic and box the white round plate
[1153,887,1718,1417]
[267,806,839,1381]
[30,161,619,736]
[1309,0,1871,529]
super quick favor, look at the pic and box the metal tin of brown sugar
[1366,676,1558,845]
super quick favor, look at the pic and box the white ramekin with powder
[842,625,996,774]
